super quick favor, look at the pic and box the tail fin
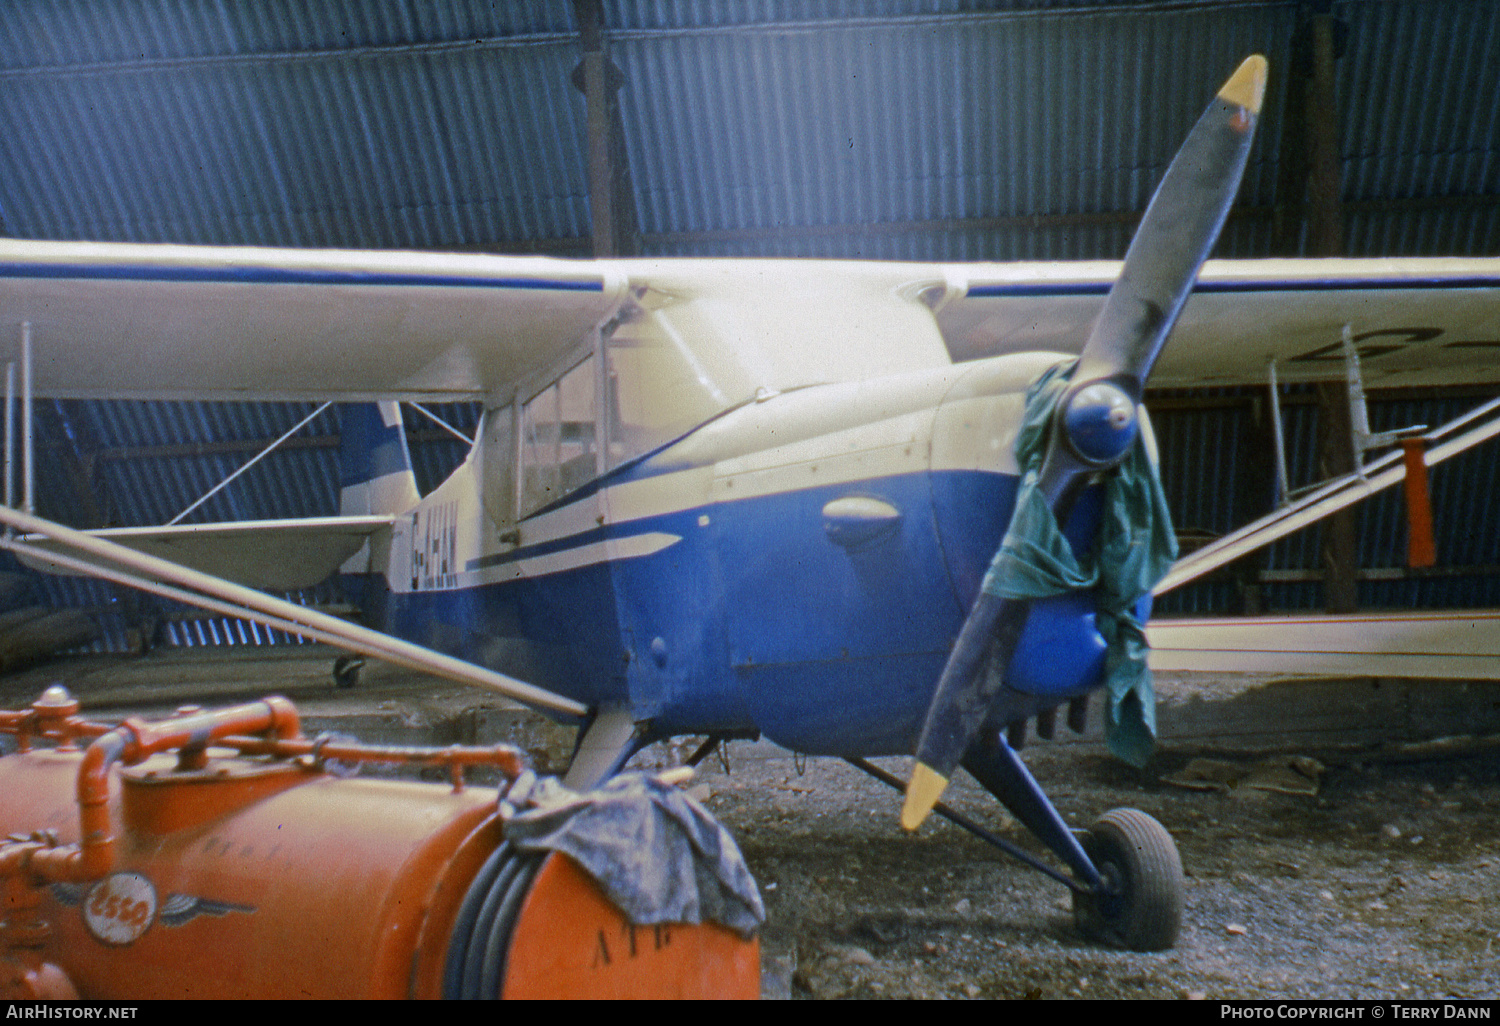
[339,402,421,516]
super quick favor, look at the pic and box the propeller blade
[902,55,1267,832]
[1061,53,1268,432]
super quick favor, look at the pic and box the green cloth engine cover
[979,359,1179,767]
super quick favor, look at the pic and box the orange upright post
[1401,437,1437,569]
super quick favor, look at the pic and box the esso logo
[84,872,157,945]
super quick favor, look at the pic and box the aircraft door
[605,501,738,735]
[479,402,518,536]
[520,357,599,516]
[387,514,412,592]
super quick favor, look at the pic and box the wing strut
[0,504,587,719]
[168,401,333,525]
[5,321,35,516]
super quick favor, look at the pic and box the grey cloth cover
[501,772,766,938]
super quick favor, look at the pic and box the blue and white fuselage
[360,348,1120,757]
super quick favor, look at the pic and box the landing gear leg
[962,734,1184,951]
[961,733,1103,889]
[562,707,649,790]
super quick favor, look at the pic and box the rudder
[339,402,421,516]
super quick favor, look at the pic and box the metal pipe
[1267,359,1290,507]
[20,323,32,516]
[0,505,587,717]
[24,698,301,884]
[5,361,13,514]
[228,735,527,784]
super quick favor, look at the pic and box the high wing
[940,257,1500,388]
[0,239,628,402]
[6,239,1500,400]
[0,240,961,610]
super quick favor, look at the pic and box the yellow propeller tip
[1218,54,1268,115]
[901,763,950,832]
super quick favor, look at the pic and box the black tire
[1072,807,1184,951]
[333,654,365,689]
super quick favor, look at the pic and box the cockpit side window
[520,356,597,514]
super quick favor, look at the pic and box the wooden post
[1303,4,1360,613]
[571,0,638,257]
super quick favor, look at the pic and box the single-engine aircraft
[3,55,1500,951]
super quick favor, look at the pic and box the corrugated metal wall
[3,1,1496,256]
[0,0,1496,651]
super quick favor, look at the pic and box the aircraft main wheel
[1072,807,1183,951]
[333,655,365,689]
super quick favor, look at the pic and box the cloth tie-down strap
[979,359,1179,766]
[501,772,766,938]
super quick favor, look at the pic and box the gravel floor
[682,740,1500,1000]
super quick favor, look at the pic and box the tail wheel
[1072,807,1183,951]
[333,655,365,689]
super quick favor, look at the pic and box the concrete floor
[4,644,1499,766]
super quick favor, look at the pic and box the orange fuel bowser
[0,687,760,1000]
